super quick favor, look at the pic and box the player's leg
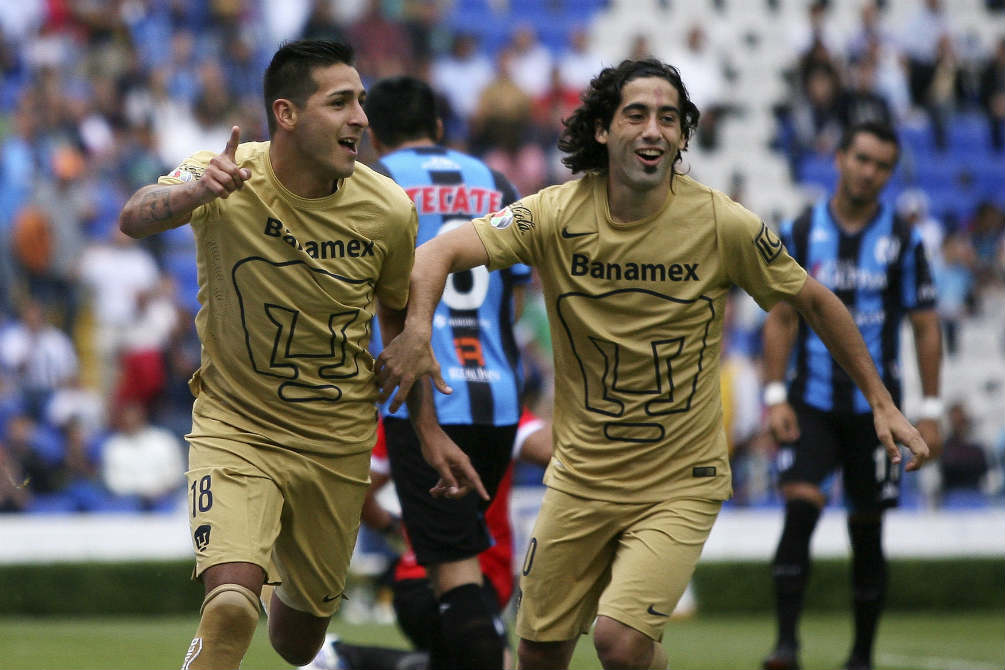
[386,419,514,669]
[840,415,900,670]
[183,424,285,670]
[517,638,579,669]
[268,447,371,666]
[765,406,839,670]
[516,488,623,670]
[594,497,720,670]
[183,562,264,670]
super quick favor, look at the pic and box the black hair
[558,58,700,175]
[263,39,355,134]
[364,76,439,148]
[838,120,901,163]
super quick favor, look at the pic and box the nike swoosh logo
[647,604,669,617]
[561,226,595,238]
[322,593,343,603]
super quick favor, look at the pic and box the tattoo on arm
[138,188,175,223]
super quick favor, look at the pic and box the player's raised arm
[119,126,252,239]
[781,276,931,471]
[375,221,490,411]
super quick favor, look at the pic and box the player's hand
[873,404,930,471]
[375,328,452,413]
[916,418,942,462]
[419,430,489,501]
[193,126,251,204]
[767,402,800,444]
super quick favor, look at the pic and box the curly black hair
[558,59,700,176]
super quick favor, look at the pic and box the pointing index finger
[224,125,241,160]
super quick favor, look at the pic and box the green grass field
[0,611,1000,670]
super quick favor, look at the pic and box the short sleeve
[158,150,218,223]
[471,192,545,271]
[902,228,937,310]
[716,195,807,311]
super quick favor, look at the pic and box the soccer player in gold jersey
[375,59,930,669]
[118,40,484,670]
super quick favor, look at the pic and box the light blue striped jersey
[372,146,529,425]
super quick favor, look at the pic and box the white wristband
[919,396,943,420]
[763,381,788,407]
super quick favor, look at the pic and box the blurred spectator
[432,32,494,123]
[508,24,553,99]
[114,276,181,412]
[75,227,160,396]
[978,36,1005,151]
[789,0,844,62]
[348,0,413,81]
[473,47,549,196]
[967,202,1005,288]
[557,24,604,93]
[787,61,845,161]
[20,144,94,328]
[45,373,106,443]
[900,0,954,111]
[838,53,894,129]
[99,400,184,511]
[663,23,731,151]
[0,439,31,512]
[299,0,350,44]
[0,298,78,420]
[3,413,61,498]
[939,402,989,493]
[935,231,977,356]
[923,34,966,150]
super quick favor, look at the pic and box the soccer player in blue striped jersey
[761,121,943,670]
[364,75,529,670]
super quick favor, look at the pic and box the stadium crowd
[0,0,1002,515]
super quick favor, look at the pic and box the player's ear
[594,119,608,145]
[272,98,297,132]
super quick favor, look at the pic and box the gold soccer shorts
[516,487,721,642]
[186,412,370,617]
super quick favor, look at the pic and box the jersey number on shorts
[191,474,213,517]
[233,259,369,403]
[556,289,714,443]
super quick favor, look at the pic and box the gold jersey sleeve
[160,143,417,455]
[474,174,805,502]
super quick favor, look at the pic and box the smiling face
[289,62,368,181]
[595,76,684,201]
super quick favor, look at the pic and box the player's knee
[200,583,260,634]
[593,617,652,669]
[184,584,259,669]
[269,630,323,667]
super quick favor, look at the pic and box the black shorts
[384,417,516,565]
[776,402,901,513]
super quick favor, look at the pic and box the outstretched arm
[762,298,801,444]
[374,222,490,411]
[781,277,930,470]
[377,301,488,501]
[119,126,250,238]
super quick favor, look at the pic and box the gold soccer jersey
[473,174,806,502]
[160,142,417,454]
